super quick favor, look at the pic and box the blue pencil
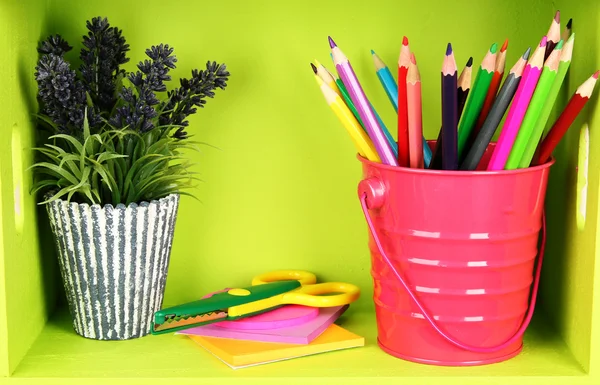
[371,50,432,167]
[372,50,398,108]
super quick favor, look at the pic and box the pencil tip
[328,36,337,49]
[523,47,531,59]
[593,70,599,80]
[555,39,564,49]
[490,42,498,54]
[410,52,417,64]
[402,36,409,46]
[501,39,509,52]
[540,36,548,47]
[371,49,375,55]
[466,57,473,67]
[310,63,318,74]
[568,32,575,42]
[567,18,572,29]
[554,10,560,23]
[446,43,452,56]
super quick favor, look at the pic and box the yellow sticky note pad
[188,323,365,369]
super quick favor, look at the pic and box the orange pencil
[474,39,508,134]
[406,52,423,168]
[397,36,411,167]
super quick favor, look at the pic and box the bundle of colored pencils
[311,11,598,171]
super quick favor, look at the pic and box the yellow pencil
[314,60,342,97]
[314,75,380,162]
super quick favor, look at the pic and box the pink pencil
[329,36,398,166]
[487,36,547,170]
[406,53,424,168]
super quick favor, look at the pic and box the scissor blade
[153,311,227,333]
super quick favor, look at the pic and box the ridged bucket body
[358,143,552,365]
[46,194,180,340]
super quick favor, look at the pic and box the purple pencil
[442,43,458,170]
[329,36,398,166]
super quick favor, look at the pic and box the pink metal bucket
[357,142,553,366]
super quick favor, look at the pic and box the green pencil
[457,43,498,160]
[335,78,364,126]
[520,35,573,168]
[505,40,563,169]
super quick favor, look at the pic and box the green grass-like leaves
[30,109,201,206]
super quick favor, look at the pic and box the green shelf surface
[6,308,588,384]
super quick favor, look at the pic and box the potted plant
[31,16,229,340]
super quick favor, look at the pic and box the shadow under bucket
[357,142,553,366]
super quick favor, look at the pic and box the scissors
[151,270,360,335]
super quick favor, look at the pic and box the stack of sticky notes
[178,305,364,369]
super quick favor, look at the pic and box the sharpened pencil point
[501,39,509,52]
[371,49,375,55]
[310,63,318,74]
[568,32,575,42]
[594,70,599,80]
[523,47,531,59]
[554,10,560,23]
[402,36,409,46]
[540,36,548,46]
[328,36,337,48]
[490,42,498,54]
[555,40,564,49]
[466,57,473,67]
[410,52,417,64]
[567,18,572,29]
[446,43,452,56]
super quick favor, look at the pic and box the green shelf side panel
[0,0,57,376]
[542,0,600,374]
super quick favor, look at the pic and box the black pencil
[430,57,472,169]
[442,43,458,170]
[460,47,530,170]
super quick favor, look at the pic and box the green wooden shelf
[2,0,600,383]
[3,308,587,384]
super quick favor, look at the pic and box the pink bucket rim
[357,153,555,176]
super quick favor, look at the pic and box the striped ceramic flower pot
[46,194,180,340]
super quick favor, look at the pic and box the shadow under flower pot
[45,193,180,340]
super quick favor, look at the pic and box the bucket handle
[359,191,545,354]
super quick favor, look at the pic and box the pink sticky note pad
[215,305,319,330]
[178,305,348,344]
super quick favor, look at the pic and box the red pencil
[474,39,508,133]
[534,70,599,165]
[397,36,411,167]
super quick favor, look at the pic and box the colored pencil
[397,36,411,167]
[539,32,575,142]
[407,53,423,168]
[534,71,599,165]
[430,57,473,169]
[312,73,381,162]
[457,58,474,120]
[314,60,342,97]
[372,47,431,166]
[460,48,530,170]
[441,43,458,170]
[457,43,497,161]
[545,11,561,60]
[329,36,398,166]
[372,50,398,110]
[328,58,399,160]
[474,39,508,136]
[487,37,547,170]
[505,41,563,169]
[561,18,572,42]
